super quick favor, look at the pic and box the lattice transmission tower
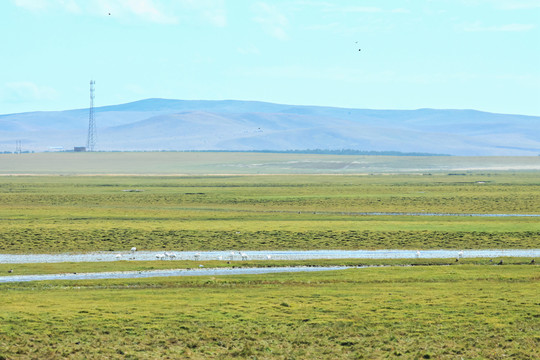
[87,80,96,151]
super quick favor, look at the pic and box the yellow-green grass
[1,266,538,359]
[1,227,539,253]
[0,258,536,277]
[1,174,539,253]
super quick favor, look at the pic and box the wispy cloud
[463,21,536,32]
[94,0,177,24]
[294,1,409,14]
[13,0,80,12]
[13,0,48,11]
[12,0,176,23]
[334,6,382,13]
[11,0,228,26]
[468,0,540,10]
[252,2,289,40]
[2,82,57,103]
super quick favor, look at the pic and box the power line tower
[87,80,96,151]
[15,140,22,154]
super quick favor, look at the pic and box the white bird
[130,247,137,253]
[168,253,176,260]
[199,264,204,268]
[115,254,122,260]
[229,252,235,261]
[266,255,272,260]
[218,255,223,260]
[194,252,201,260]
[240,252,248,261]
[156,254,165,260]
[458,251,464,259]
[415,251,421,258]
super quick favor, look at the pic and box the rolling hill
[1,98,538,155]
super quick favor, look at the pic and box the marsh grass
[1,174,539,253]
[0,258,536,277]
[1,172,538,358]
[0,266,538,359]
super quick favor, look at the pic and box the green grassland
[1,265,538,359]
[0,257,535,277]
[1,173,539,253]
[1,155,538,359]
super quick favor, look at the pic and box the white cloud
[13,0,81,12]
[2,82,58,103]
[294,2,405,14]
[463,21,536,32]
[252,2,289,40]
[12,0,229,26]
[471,0,540,10]
[293,1,382,13]
[94,0,177,24]
[12,0,176,24]
[13,0,51,11]
[338,6,382,13]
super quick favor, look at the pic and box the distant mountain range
[1,98,539,155]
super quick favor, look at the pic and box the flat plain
[1,266,538,359]
[0,153,538,359]
[1,152,540,175]
[0,171,539,253]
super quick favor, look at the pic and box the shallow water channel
[1,249,538,264]
[0,266,351,283]
[2,249,538,283]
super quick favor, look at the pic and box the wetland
[0,154,538,359]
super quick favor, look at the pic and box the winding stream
[0,266,349,283]
[1,249,538,264]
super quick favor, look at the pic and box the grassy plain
[0,173,539,253]
[1,266,538,359]
[1,154,539,359]
[0,257,535,277]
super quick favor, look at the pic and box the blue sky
[1,0,539,116]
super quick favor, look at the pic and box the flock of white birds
[115,248,272,263]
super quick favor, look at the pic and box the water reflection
[1,249,538,264]
[0,266,348,283]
